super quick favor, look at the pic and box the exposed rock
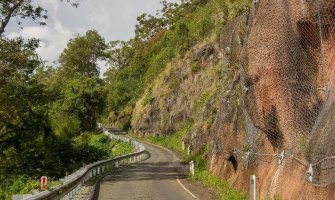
[191,44,215,64]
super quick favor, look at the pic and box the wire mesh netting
[209,0,335,187]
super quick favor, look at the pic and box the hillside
[106,0,335,199]
[2,0,335,199]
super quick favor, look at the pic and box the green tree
[59,30,108,79]
[49,77,106,136]
[0,37,51,144]
[107,40,134,69]
[135,13,166,42]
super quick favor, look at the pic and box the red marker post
[41,176,47,191]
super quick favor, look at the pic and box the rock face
[246,0,324,150]
[132,0,335,198]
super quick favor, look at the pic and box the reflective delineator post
[189,160,194,176]
[250,175,256,200]
[41,176,47,191]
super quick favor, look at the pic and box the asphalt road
[92,142,196,200]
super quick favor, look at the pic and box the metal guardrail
[21,126,149,200]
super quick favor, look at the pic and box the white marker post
[189,160,194,176]
[250,175,256,200]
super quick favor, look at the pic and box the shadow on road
[101,161,188,183]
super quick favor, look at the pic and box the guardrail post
[250,175,256,200]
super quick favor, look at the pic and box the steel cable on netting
[209,0,335,187]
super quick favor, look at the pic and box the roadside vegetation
[0,3,130,198]
[0,133,133,199]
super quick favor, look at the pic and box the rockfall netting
[210,0,335,186]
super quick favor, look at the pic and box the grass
[186,147,247,200]
[193,91,211,111]
[146,122,193,153]
[131,123,247,200]
[0,177,62,200]
[109,140,134,157]
[191,170,247,200]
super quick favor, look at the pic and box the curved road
[92,142,196,200]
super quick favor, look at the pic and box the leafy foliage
[0,133,133,199]
[49,77,106,135]
[0,37,51,148]
[0,30,109,197]
[59,30,108,79]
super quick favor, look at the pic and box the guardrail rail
[19,125,149,200]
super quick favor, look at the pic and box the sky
[5,0,179,75]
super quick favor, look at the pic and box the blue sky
[5,0,179,75]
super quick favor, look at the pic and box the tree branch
[0,127,37,139]
[0,1,24,36]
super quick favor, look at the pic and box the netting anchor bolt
[307,164,313,183]
[317,87,328,93]
[243,86,249,94]
[278,151,285,165]
[244,150,251,162]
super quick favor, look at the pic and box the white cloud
[7,21,74,63]
[36,0,60,10]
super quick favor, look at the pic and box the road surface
[92,141,196,200]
